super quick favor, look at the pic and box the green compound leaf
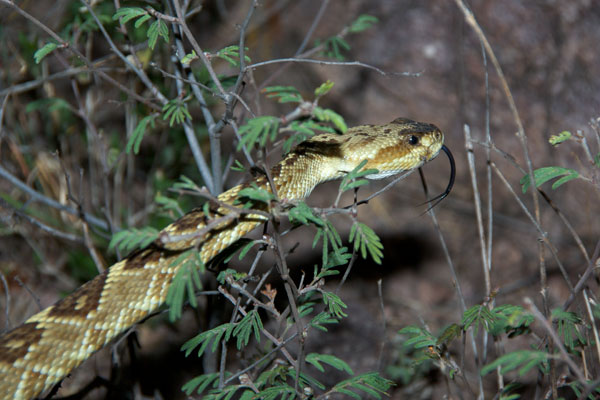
[461,304,497,337]
[109,226,159,253]
[306,353,354,375]
[288,202,324,226]
[348,14,379,33]
[215,45,251,67]
[549,130,571,146]
[398,325,436,349]
[349,222,384,264]
[253,384,295,400]
[134,14,152,28]
[181,323,234,358]
[182,372,220,395]
[148,19,169,50]
[236,184,276,208]
[552,308,587,350]
[520,166,579,193]
[127,114,157,154]
[113,7,147,23]
[232,310,263,349]
[34,42,58,64]
[310,311,339,332]
[322,291,348,319]
[331,372,394,400]
[313,106,347,132]
[262,85,303,103]
[166,250,205,321]
[317,36,351,61]
[340,159,379,192]
[237,116,280,150]
[162,98,192,126]
[489,304,534,338]
[481,350,550,376]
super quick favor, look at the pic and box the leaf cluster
[113,7,169,50]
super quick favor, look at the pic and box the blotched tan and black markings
[0,118,445,399]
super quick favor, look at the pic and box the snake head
[349,118,445,178]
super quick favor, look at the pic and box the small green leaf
[181,50,198,65]
[322,291,348,319]
[127,114,157,154]
[520,166,579,193]
[552,308,586,350]
[172,175,202,192]
[254,385,295,400]
[399,325,436,349]
[317,36,351,61]
[314,80,335,98]
[182,324,233,358]
[182,373,220,395]
[348,14,379,33]
[288,202,324,226]
[215,45,251,67]
[165,250,205,321]
[481,350,550,376]
[238,240,258,260]
[263,85,302,104]
[549,131,571,145]
[134,14,152,28]
[310,311,339,331]
[109,227,159,252]
[216,268,247,285]
[349,222,383,264]
[113,7,147,23]
[461,304,497,336]
[147,19,169,50]
[313,106,347,132]
[340,159,378,192]
[162,98,191,126]
[237,116,280,150]
[34,42,58,64]
[236,184,276,207]
[232,310,263,349]
[331,372,393,400]
[306,353,353,375]
[155,193,184,217]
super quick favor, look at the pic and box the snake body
[0,118,444,399]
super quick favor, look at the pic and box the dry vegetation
[0,0,599,399]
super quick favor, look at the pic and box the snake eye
[408,135,419,145]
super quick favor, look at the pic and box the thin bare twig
[247,58,418,77]
[464,124,491,296]
[524,298,587,385]
[0,165,110,231]
[0,198,83,244]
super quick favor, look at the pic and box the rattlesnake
[0,117,451,399]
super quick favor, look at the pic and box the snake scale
[0,118,448,399]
